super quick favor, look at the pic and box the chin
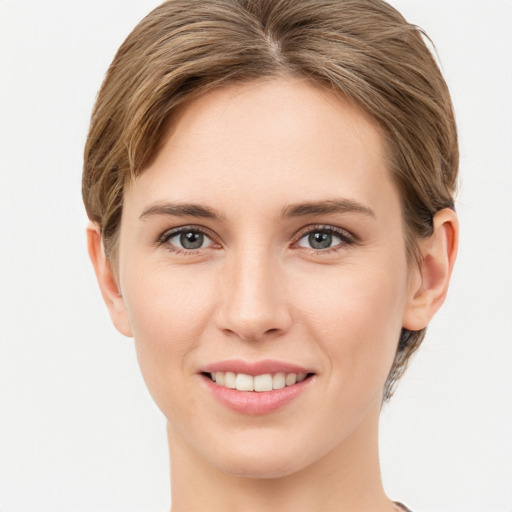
[202,434,316,480]
[214,453,306,480]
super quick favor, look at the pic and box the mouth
[199,361,316,414]
[202,371,313,392]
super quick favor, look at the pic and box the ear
[86,222,133,337]
[402,208,459,331]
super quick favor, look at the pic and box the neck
[167,398,395,512]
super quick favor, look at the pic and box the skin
[88,77,458,512]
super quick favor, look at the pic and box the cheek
[292,259,408,388]
[120,263,216,401]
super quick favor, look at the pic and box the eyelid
[291,224,356,250]
[157,224,220,249]
[155,223,355,253]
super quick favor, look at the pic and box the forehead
[123,77,398,220]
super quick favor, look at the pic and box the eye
[159,227,216,252]
[296,226,353,251]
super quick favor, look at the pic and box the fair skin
[88,77,457,512]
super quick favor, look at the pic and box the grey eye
[297,229,345,250]
[309,232,333,249]
[180,231,204,249]
[166,229,213,250]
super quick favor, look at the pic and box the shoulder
[394,503,413,512]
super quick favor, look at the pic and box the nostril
[221,326,284,342]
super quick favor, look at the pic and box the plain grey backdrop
[1,1,511,511]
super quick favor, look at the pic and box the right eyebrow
[281,198,375,219]
[139,202,225,221]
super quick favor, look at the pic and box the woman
[83,1,458,510]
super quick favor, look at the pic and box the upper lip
[201,359,314,376]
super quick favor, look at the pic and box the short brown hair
[82,0,458,401]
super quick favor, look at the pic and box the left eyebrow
[139,202,225,221]
[281,199,375,219]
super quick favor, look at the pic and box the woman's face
[115,78,419,477]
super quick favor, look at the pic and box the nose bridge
[216,242,291,341]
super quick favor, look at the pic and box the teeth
[272,373,286,390]
[210,371,309,391]
[254,374,273,392]
[235,373,254,391]
[224,372,236,389]
[285,373,297,386]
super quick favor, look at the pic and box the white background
[0,1,511,511]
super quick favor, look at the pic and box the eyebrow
[139,202,224,221]
[139,198,375,221]
[281,199,375,218]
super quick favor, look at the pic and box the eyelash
[293,224,356,254]
[157,224,356,255]
[157,225,218,255]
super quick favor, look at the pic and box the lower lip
[201,374,314,415]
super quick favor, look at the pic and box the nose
[214,245,292,342]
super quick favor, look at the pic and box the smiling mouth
[203,371,313,392]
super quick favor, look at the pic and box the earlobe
[86,222,133,337]
[402,208,459,331]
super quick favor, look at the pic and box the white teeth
[224,372,236,389]
[272,373,286,390]
[254,374,273,392]
[235,373,254,391]
[210,371,309,391]
[285,373,297,386]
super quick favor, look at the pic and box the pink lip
[199,359,315,415]
[201,359,312,376]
